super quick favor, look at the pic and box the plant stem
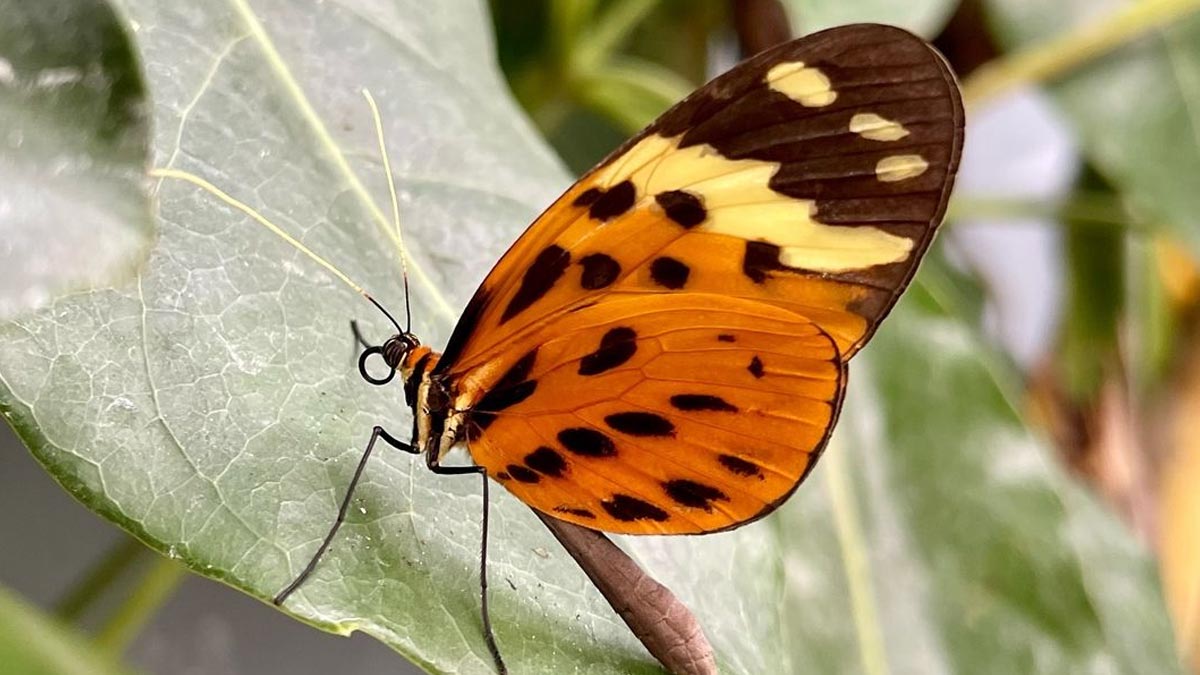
[824,441,890,675]
[54,537,145,623]
[550,0,599,63]
[572,0,661,74]
[948,193,1144,231]
[962,0,1200,105]
[94,555,187,656]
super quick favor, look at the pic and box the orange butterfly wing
[439,23,963,374]
[433,24,964,533]
[461,293,844,534]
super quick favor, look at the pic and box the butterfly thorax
[395,343,468,462]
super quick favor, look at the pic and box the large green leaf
[782,0,961,38]
[0,0,152,319]
[0,585,132,675]
[0,1,1179,674]
[983,0,1200,255]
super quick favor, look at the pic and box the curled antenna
[362,88,413,333]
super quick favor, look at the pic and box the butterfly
[270,22,963,673]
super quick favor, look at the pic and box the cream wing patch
[765,62,837,107]
[875,155,929,182]
[593,134,913,273]
[849,113,910,141]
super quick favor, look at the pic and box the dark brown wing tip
[869,24,967,345]
[804,24,966,359]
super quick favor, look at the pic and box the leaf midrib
[227,0,457,322]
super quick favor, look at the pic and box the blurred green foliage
[0,584,132,675]
[0,0,153,319]
[492,0,717,172]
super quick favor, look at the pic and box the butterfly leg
[427,456,507,675]
[273,425,417,606]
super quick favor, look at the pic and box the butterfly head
[381,332,421,370]
[358,330,422,386]
[357,290,424,386]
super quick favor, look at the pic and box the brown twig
[932,0,1000,80]
[730,0,792,56]
[537,512,717,675]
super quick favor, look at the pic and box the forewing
[457,294,845,534]
[438,23,964,377]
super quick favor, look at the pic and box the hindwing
[457,294,845,533]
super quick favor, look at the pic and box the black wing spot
[554,506,596,519]
[573,187,602,207]
[472,348,539,429]
[496,471,512,481]
[579,326,637,375]
[655,190,706,228]
[670,394,738,412]
[525,446,567,477]
[557,428,617,457]
[605,412,675,437]
[663,479,728,512]
[589,180,637,220]
[748,355,765,379]
[501,245,570,323]
[472,380,535,430]
[601,494,669,522]
[742,240,787,284]
[717,334,736,343]
[497,348,538,387]
[507,464,540,484]
[579,253,621,290]
[649,256,690,289]
[718,454,763,478]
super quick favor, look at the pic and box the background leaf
[779,258,1179,674]
[0,0,153,319]
[0,584,132,675]
[983,0,1200,255]
[0,1,1180,674]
